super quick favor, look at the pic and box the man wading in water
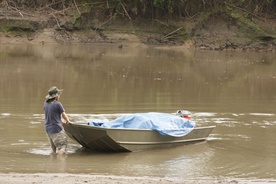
[44,86,72,155]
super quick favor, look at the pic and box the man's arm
[61,112,72,124]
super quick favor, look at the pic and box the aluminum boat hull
[64,123,215,152]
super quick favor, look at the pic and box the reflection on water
[1,44,275,114]
[0,44,275,180]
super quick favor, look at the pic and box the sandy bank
[0,173,275,184]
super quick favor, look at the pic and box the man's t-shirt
[44,101,65,134]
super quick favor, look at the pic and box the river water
[0,44,275,180]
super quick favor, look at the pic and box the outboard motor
[176,110,191,119]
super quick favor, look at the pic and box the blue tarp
[89,112,195,137]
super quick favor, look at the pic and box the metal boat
[63,123,215,152]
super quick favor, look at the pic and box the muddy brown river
[0,44,275,180]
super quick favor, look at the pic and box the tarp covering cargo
[89,112,195,137]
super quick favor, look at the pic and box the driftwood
[155,19,169,27]
[224,2,266,21]
[95,15,115,31]
[120,1,131,20]
[163,27,183,40]
[73,0,80,15]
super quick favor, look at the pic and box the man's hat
[45,86,63,100]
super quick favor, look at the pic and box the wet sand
[0,173,274,184]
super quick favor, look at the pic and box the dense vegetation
[1,1,275,51]
[1,0,276,19]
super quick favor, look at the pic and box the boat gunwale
[66,123,216,132]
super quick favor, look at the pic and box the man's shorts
[47,130,68,150]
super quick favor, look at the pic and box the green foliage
[1,0,275,18]
[153,0,174,14]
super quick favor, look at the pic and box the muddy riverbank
[0,7,275,52]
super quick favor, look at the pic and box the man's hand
[62,119,72,124]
